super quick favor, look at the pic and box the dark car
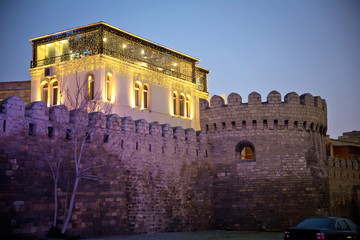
[284,217,360,240]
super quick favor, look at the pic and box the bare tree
[59,75,116,233]
[32,72,140,236]
[38,137,63,227]
[36,74,125,234]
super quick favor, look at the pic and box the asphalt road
[86,231,284,240]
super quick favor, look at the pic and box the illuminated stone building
[29,22,209,130]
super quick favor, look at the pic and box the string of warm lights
[33,27,206,88]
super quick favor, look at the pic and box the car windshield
[297,218,332,229]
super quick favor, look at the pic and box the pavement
[85,231,284,240]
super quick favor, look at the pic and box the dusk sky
[0,0,359,138]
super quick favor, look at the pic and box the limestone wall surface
[0,96,214,237]
[2,90,356,238]
[200,91,329,230]
[0,81,31,105]
[328,157,360,222]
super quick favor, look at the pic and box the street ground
[86,231,283,240]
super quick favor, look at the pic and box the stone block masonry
[200,91,329,230]
[0,96,214,237]
[0,90,353,238]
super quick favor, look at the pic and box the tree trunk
[61,176,79,234]
[53,176,58,227]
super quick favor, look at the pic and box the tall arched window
[88,74,94,100]
[143,84,149,109]
[173,93,177,115]
[42,83,48,105]
[52,81,58,106]
[180,95,185,117]
[106,74,112,102]
[235,140,255,161]
[134,83,140,107]
[185,96,190,118]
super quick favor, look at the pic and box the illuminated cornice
[29,21,200,63]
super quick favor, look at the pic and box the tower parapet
[200,91,327,135]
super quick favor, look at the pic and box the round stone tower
[200,90,328,230]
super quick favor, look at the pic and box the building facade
[29,22,209,130]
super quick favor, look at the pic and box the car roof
[304,216,350,221]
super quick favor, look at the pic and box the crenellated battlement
[200,91,327,135]
[0,96,208,144]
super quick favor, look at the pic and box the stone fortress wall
[199,91,329,230]
[0,90,358,237]
[328,157,360,221]
[0,96,214,237]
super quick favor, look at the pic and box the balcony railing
[31,51,208,92]
[103,48,194,83]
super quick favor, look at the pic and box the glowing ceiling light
[141,50,145,54]
[103,38,107,42]
[173,63,177,66]
[122,44,127,48]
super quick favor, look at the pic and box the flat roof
[29,21,200,62]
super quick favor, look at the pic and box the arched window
[42,83,48,105]
[180,95,185,117]
[106,74,112,102]
[143,84,149,109]
[134,82,140,107]
[235,140,255,161]
[173,93,177,115]
[88,74,94,100]
[185,96,190,118]
[52,81,58,106]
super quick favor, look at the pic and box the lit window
[173,93,177,115]
[42,83,48,105]
[106,74,112,102]
[235,141,255,161]
[143,85,149,109]
[241,147,253,160]
[88,74,94,100]
[180,95,185,117]
[134,83,140,107]
[185,96,190,118]
[52,81,58,105]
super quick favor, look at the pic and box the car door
[344,219,360,239]
[335,219,354,239]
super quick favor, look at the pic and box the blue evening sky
[0,0,359,138]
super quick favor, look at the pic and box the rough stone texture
[200,91,329,230]
[0,92,358,238]
[328,157,360,222]
[0,97,214,237]
[0,81,31,105]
